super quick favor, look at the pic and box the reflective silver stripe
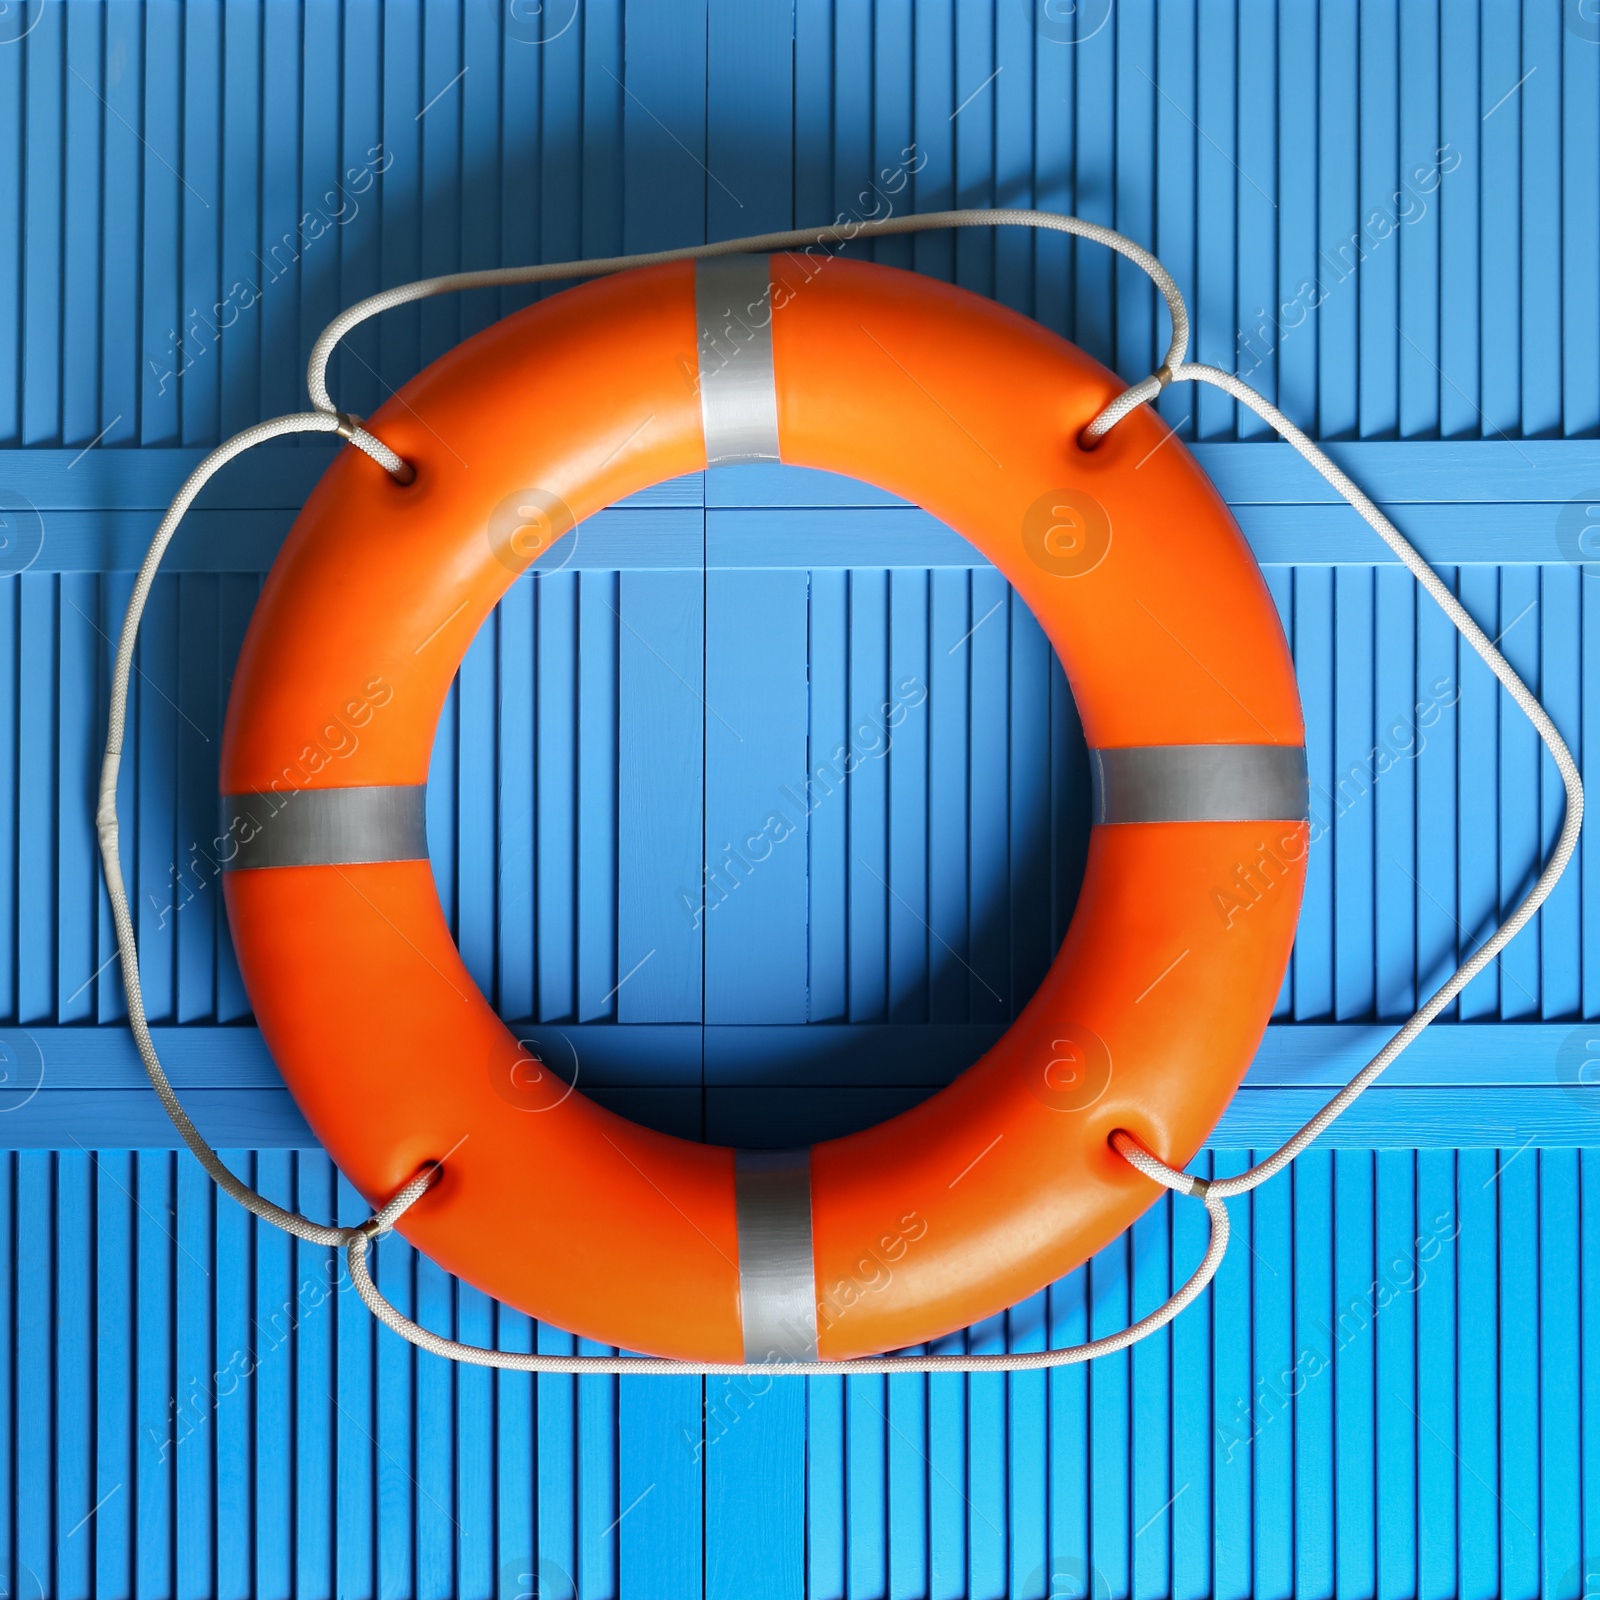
[1091,745,1310,824]
[734,1148,818,1361]
[220,785,429,869]
[696,255,781,465]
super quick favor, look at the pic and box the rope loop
[95,211,1582,1375]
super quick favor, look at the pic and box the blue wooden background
[3,0,1600,1595]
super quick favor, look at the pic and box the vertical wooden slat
[616,568,703,1025]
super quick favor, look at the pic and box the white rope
[95,212,1581,1374]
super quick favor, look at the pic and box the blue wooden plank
[255,1153,295,1600]
[1457,1149,1499,1600]
[1481,1,1523,442]
[1194,0,1239,441]
[889,1363,928,1600]
[214,1152,251,1600]
[457,608,498,1000]
[1211,1152,1252,1600]
[1397,0,1443,440]
[535,572,577,1021]
[1359,0,1400,439]
[499,578,537,1022]
[845,1371,889,1600]
[1565,6,1600,436]
[0,1156,12,1600]
[1375,562,1418,1020]
[0,580,13,1022]
[18,575,56,1023]
[174,1154,214,1600]
[295,1156,336,1600]
[60,4,102,451]
[1316,0,1361,439]
[704,563,809,1023]
[214,576,256,1024]
[1008,592,1052,1015]
[1070,0,1115,374]
[95,1152,134,1598]
[1541,565,1582,1018]
[1521,3,1564,439]
[1332,1150,1376,1597]
[259,0,307,425]
[495,1305,536,1600]
[417,0,466,376]
[622,0,706,254]
[1171,1150,1213,1600]
[1499,1150,1542,1595]
[1374,1150,1419,1600]
[1089,1240,1131,1597]
[1130,1192,1172,1600]
[1333,566,1375,1018]
[1250,1162,1296,1597]
[17,1155,52,1592]
[1541,1148,1582,1595]
[56,1150,91,1600]
[707,0,792,242]
[179,0,221,448]
[807,1371,846,1600]
[57,573,97,1024]
[535,1325,577,1600]
[1417,1149,1459,1600]
[218,0,263,441]
[1584,1150,1600,1596]
[377,1240,418,1600]
[378,0,423,404]
[617,569,703,1027]
[21,1,63,447]
[619,1372,702,1600]
[1276,0,1319,430]
[1291,1150,1334,1597]
[416,1246,457,1599]
[1295,567,1335,1018]
[1446,1,1478,438]
[127,582,182,1017]
[98,572,135,1025]
[967,572,1010,1026]
[1455,567,1500,1020]
[1500,565,1544,1019]
[576,1354,618,1600]
[459,1277,497,1600]
[1046,1268,1087,1600]
[337,1176,377,1600]
[135,1152,175,1600]
[888,569,931,1022]
[175,575,220,1024]
[0,8,19,448]
[847,569,891,1021]
[928,571,971,1024]
[706,1376,805,1600]
[1112,0,1156,388]
[1235,0,1278,440]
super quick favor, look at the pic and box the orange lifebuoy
[220,254,1307,1362]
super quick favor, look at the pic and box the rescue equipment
[96,210,1580,1375]
[217,253,1307,1361]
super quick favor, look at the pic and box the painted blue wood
[2,1,1598,1593]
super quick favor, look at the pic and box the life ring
[220,254,1307,1362]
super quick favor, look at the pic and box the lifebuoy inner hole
[424,476,1092,1148]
